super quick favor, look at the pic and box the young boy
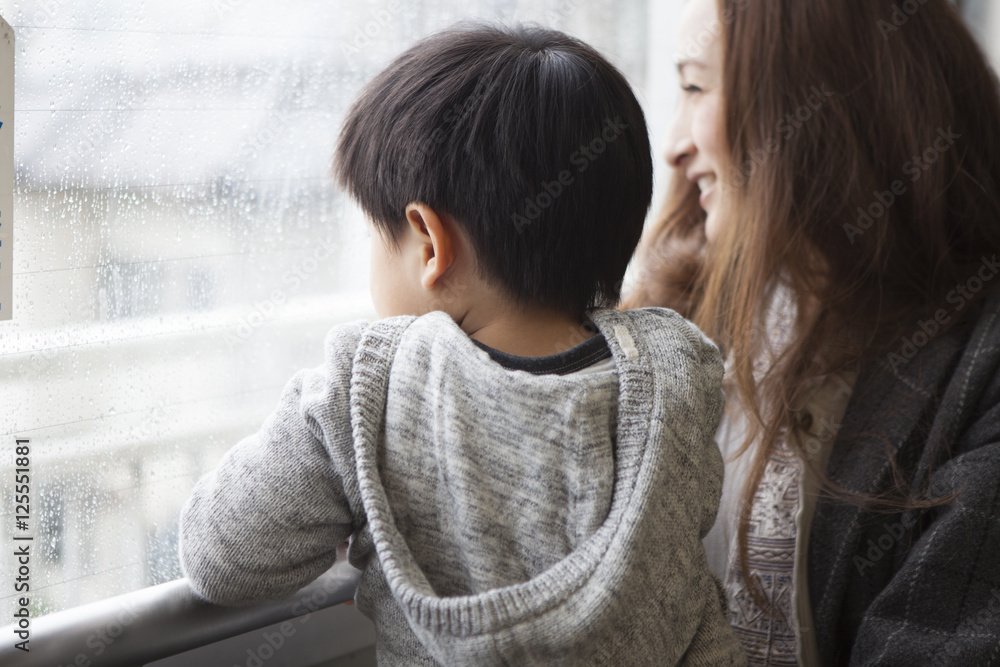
[179,23,744,666]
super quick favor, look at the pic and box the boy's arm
[179,326,363,606]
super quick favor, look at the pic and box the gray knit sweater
[179,307,746,666]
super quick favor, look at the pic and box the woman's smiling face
[667,0,728,242]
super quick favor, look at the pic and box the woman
[626,0,1000,664]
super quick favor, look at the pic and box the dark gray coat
[810,287,1000,665]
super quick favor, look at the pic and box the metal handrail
[0,562,361,667]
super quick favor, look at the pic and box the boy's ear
[405,203,456,290]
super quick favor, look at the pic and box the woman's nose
[665,132,696,169]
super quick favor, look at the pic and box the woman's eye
[681,84,703,94]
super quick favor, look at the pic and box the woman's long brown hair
[626,0,1000,608]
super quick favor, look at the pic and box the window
[961,0,1000,72]
[0,0,651,617]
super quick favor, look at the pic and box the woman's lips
[699,184,714,210]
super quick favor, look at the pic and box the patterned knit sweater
[179,307,746,666]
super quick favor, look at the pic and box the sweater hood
[348,307,735,665]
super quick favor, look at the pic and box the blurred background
[0,0,996,631]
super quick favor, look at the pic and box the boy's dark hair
[334,23,653,317]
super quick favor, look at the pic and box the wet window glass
[0,0,649,616]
